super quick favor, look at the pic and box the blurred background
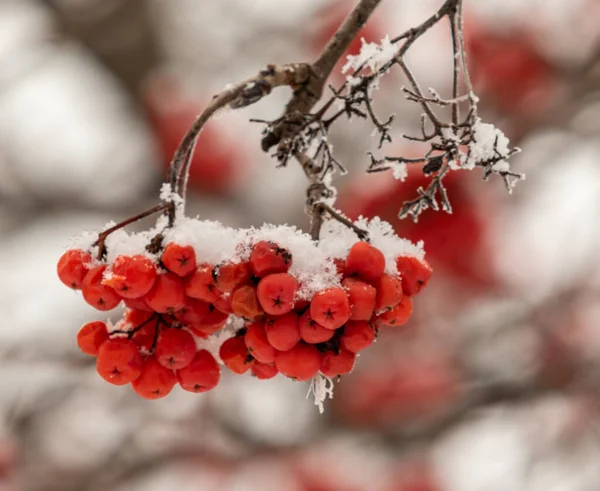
[1,0,600,490]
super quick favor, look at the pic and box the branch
[261,0,383,152]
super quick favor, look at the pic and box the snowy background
[1,0,600,490]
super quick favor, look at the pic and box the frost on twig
[307,373,335,414]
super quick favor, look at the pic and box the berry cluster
[57,217,431,404]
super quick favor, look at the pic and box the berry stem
[110,313,160,339]
[93,202,175,260]
[313,203,369,241]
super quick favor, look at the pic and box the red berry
[249,241,292,277]
[320,348,356,378]
[340,320,375,353]
[130,316,159,353]
[342,277,376,321]
[131,357,177,399]
[212,294,234,315]
[177,350,220,392]
[76,321,109,355]
[264,312,301,351]
[82,266,122,311]
[345,242,385,281]
[96,339,143,385]
[123,297,153,311]
[244,321,276,363]
[220,336,254,374]
[395,256,432,296]
[310,287,351,330]
[374,274,403,311]
[177,298,211,327]
[144,273,186,313]
[185,264,221,303]
[256,273,298,316]
[199,305,230,329]
[231,285,264,319]
[299,310,334,344]
[375,296,413,327]
[57,249,91,289]
[215,261,251,293]
[161,243,197,277]
[333,257,346,276]
[275,343,320,381]
[103,255,157,299]
[251,362,279,380]
[155,328,196,369]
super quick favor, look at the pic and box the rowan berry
[212,294,234,315]
[231,285,264,319]
[220,336,254,374]
[155,328,196,369]
[161,243,197,277]
[76,321,109,355]
[144,273,186,313]
[103,255,157,299]
[96,339,143,386]
[177,298,211,327]
[374,274,403,311]
[345,241,385,281]
[215,261,251,293]
[333,258,346,276]
[375,296,413,327]
[57,249,91,289]
[123,297,153,311]
[131,317,158,353]
[198,305,230,330]
[177,350,220,392]
[310,287,351,330]
[185,264,221,303]
[395,256,433,296]
[299,310,334,344]
[320,348,356,378]
[341,277,376,321]
[256,273,298,316]
[244,321,276,364]
[264,312,301,351]
[340,320,375,353]
[82,266,122,311]
[251,362,278,380]
[274,343,320,381]
[131,357,177,399]
[249,241,292,277]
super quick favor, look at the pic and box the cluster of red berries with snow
[57,214,431,406]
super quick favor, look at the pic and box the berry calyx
[96,339,143,386]
[342,277,376,321]
[177,350,220,392]
[375,296,413,327]
[244,321,276,364]
[81,266,122,311]
[249,241,292,277]
[256,273,298,316]
[161,243,197,277]
[310,287,351,330]
[299,310,334,344]
[264,312,301,351]
[155,328,197,369]
[103,255,157,299]
[57,249,91,289]
[345,241,385,282]
[185,264,222,303]
[275,343,321,381]
[220,336,254,374]
[131,357,177,399]
[76,321,109,355]
[395,256,433,296]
